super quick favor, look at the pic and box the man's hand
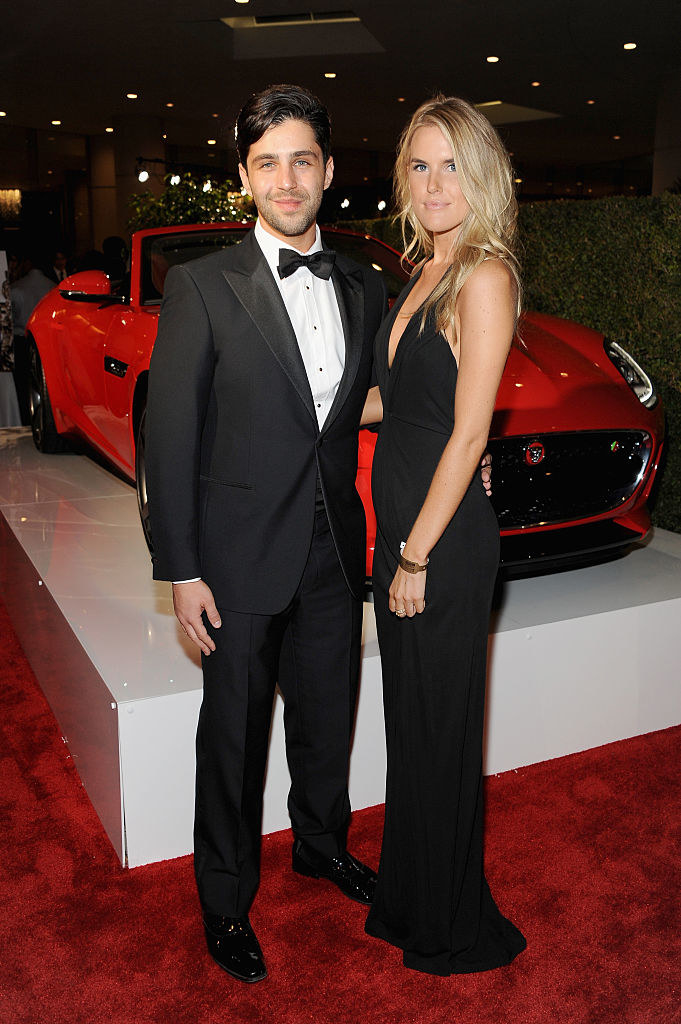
[172,580,221,655]
[481,452,492,497]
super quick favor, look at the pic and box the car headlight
[604,340,657,408]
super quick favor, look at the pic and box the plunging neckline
[386,268,426,372]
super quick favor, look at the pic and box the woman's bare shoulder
[462,257,515,297]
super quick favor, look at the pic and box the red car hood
[491,313,649,437]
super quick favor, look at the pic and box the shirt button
[319,367,323,372]
[313,325,317,330]
[317,403,321,408]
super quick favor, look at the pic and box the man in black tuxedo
[145,85,387,983]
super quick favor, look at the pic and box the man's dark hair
[235,84,331,167]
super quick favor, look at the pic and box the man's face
[239,119,333,246]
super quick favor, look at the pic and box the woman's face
[408,125,470,245]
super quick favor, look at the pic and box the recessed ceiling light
[212,113,219,118]
[47,170,53,175]
[51,119,61,126]
[531,81,540,87]
[397,97,405,102]
[486,56,500,63]
[623,42,637,50]
[514,177,523,183]
[235,0,250,4]
[362,137,368,142]
[166,102,174,108]
[0,111,6,117]
[127,93,138,100]
[162,133,167,140]
[613,134,621,140]
[587,99,595,105]
[207,139,217,145]
[325,73,337,79]
[105,127,114,133]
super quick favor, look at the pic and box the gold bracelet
[398,553,429,574]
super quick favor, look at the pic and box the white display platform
[2,428,680,868]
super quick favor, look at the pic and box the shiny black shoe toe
[203,914,267,983]
[292,838,377,905]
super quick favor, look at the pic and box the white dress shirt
[174,220,346,585]
[254,218,345,430]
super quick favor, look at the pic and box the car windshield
[323,233,407,300]
[139,226,408,305]
[140,229,248,304]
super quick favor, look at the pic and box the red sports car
[26,222,664,575]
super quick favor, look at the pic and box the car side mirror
[59,270,124,304]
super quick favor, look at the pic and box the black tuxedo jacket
[146,229,388,614]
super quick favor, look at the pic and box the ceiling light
[613,134,621,140]
[235,0,250,4]
[531,81,540,87]
[587,99,595,105]
[127,93,138,100]
[397,97,405,102]
[340,198,350,208]
[362,137,368,142]
[47,170,53,175]
[105,127,114,133]
[207,139,216,145]
[138,168,149,183]
[486,56,500,63]
[514,177,523,183]
[377,199,386,211]
[212,113,219,118]
[0,111,6,117]
[51,119,61,126]
[325,73,337,79]
[162,133,167,140]
[166,102,174,108]
[623,42,637,50]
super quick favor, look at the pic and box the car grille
[487,430,652,530]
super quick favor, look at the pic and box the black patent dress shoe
[292,838,377,905]
[202,914,267,983]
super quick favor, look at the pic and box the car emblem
[525,440,545,465]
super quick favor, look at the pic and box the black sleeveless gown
[364,276,526,976]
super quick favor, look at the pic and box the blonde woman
[362,96,526,975]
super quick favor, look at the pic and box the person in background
[10,253,54,424]
[0,252,21,427]
[48,249,70,283]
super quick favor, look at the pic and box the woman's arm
[389,260,515,617]
[360,384,383,426]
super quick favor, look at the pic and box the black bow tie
[277,248,336,280]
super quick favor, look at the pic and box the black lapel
[321,253,365,434]
[221,232,317,424]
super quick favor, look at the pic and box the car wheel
[28,341,69,453]
[135,405,153,554]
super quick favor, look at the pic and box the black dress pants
[194,508,363,917]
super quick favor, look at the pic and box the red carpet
[1,595,680,1024]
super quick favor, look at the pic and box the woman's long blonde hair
[394,95,521,334]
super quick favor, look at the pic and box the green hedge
[339,195,681,533]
